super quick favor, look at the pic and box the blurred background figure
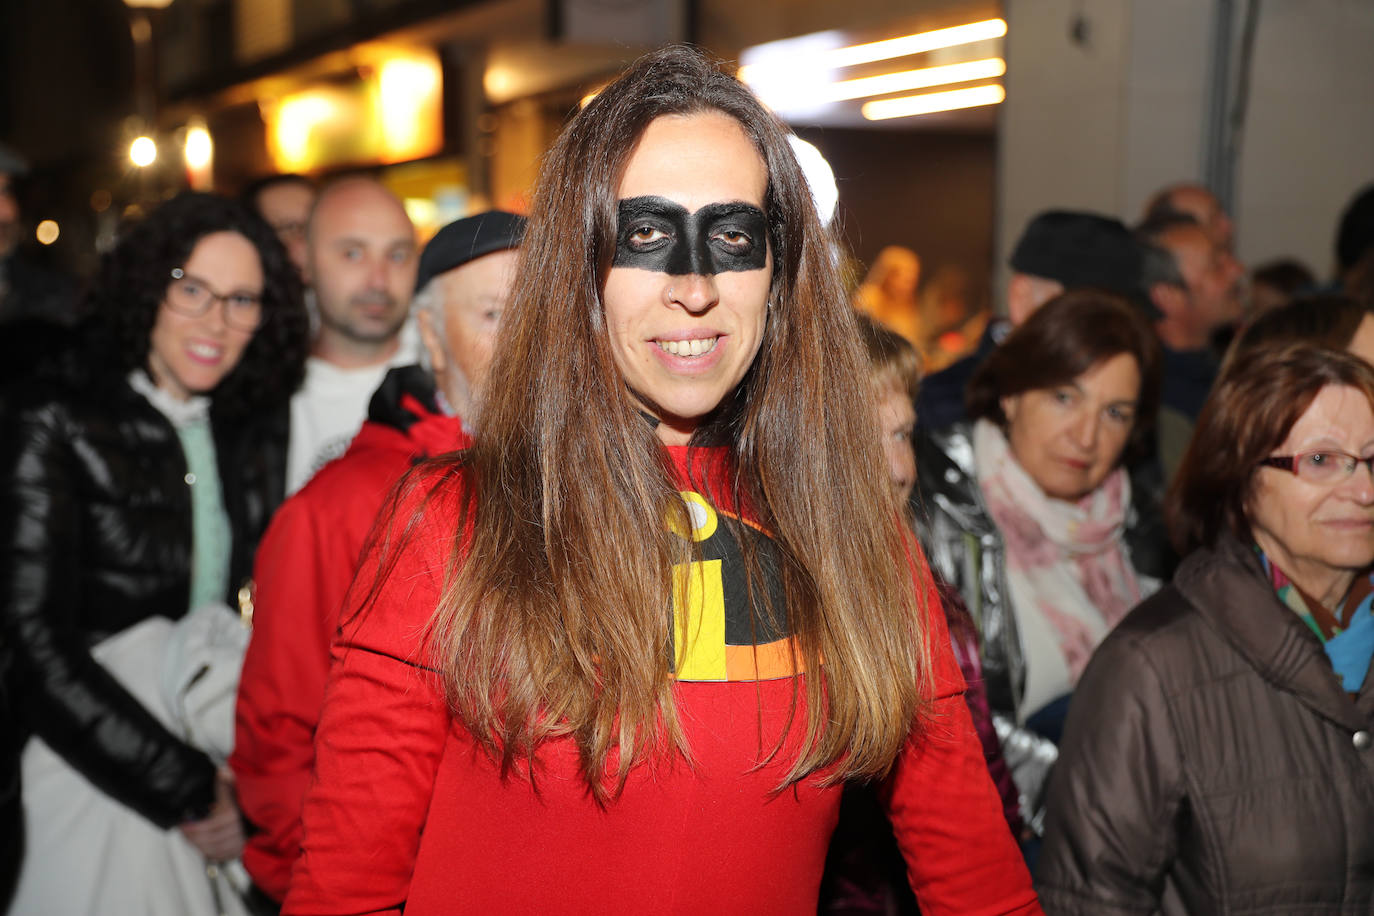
[286,175,419,495]
[1141,182,1235,253]
[241,174,316,283]
[0,142,80,386]
[1137,213,1246,477]
[1349,250,1374,308]
[914,290,1166,842]
[1250,257,1316,315]
[917,210,1148,431]
[1337,184,1374,296]
[1232,293,1374,367]
[232,211,523,906]
[0,192,307,914]
[1039,342,1374,914]
[860,312,921,504]
[0,142,77,327]
[918,263,988,374]
[854,244,922,346]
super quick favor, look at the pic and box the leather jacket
[0,370,286,828]
[912,421,1169,831]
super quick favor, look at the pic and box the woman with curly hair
[284,46,1037,915]
[0,191,307,914]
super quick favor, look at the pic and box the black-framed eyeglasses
[166,268,264,332]
[1259,450,1374,485]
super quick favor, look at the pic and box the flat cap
[415,210,526,293]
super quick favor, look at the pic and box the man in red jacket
[230,211,524,904]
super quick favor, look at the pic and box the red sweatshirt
[231,368,469,900]
[284,446,1040,915]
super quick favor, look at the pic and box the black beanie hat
[1009,210,1147,308]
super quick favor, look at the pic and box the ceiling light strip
[827,58,1006,102]
[827,18,1007,70]
[861,84,1006,121]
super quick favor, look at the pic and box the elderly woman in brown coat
[1037,341,1374,914]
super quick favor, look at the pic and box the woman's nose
[665,274,720,314]
[1338,459,1374,504]
[1070,410,1100,451]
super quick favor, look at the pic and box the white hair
[411,275,446,374]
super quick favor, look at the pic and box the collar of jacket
[1175,534,1374,732]
[367,364,444,431]
[913,421,1000,539]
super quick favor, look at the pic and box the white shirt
[285,319,418,495]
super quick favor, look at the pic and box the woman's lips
[655,335,719,357]
[649,332,726,373]
[1319,517,1374,529]
[185,340,224,366]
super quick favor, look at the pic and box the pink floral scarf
[972,420,1157,721]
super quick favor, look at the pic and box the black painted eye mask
[613,196,768,275]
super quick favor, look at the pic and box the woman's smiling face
[601,111,773,445]
[147,230,263,401]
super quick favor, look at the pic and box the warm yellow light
[862,83,1006,120]
[129,135,158,167]
[184,125,213,170]
[35,220,60,245]
[402,197,438,230]
[378,56,442,161]
[484,66,514,99]
[827,58,1006,102]
[271,92,336,172]
[830,18,1006,69]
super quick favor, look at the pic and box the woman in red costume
[284,46,1039,916]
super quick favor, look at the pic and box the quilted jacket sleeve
[1035,624,1183,915]
[0,393,216,828]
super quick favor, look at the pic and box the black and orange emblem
[668,491,803,682]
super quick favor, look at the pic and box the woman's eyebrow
[616,196,763,218]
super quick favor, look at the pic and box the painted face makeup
[600,111,772,447]
[614,196,768,276]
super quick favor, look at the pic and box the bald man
[1143,182,1235,253]
[286,176,419,493]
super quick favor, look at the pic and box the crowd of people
[1,42,1374,916]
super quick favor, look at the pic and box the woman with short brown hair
[915,288,1166,834]
[1039,342,1374,914]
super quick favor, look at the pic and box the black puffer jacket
[0,369,287,828]
[1038,535,1374,914]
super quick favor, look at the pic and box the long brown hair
[422,45,931,798]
